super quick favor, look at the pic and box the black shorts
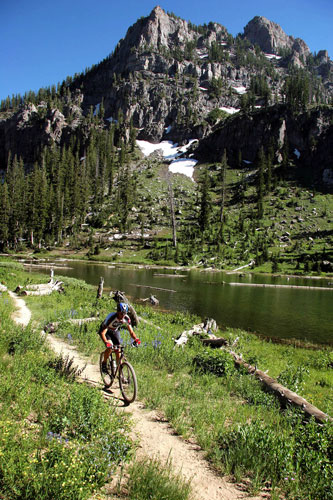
[105,329,121,346]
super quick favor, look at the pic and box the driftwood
[174,318,217,346]
[16,280,64,296]
[229,260,255,272]
[228,282,333,291]
[130,283,177,293]
[112,290,139,327]
[23,263,71,270]
[153,273,187,278]
[141,295,159,305]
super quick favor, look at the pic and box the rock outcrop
[243,16,310,60]
[194,105,333,190]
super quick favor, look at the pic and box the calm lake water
[28,260,333,345]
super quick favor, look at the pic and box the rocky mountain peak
[243,16,310,61]
[138,5,192,49]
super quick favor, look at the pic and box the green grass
[126,457,191,500]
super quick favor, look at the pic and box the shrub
[48,354,86,381]
[192,350,235,377]
[277,363,309,393]
[217,416,333,499]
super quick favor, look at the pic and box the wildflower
[152,339,162,349]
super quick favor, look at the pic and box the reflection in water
[28,261,333,345]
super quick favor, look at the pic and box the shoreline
[2,251,333,282]
[2,254,332,349]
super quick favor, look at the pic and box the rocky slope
[193,105,333,189]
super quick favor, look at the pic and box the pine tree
[0,183,10,249]
[6,155,25,248]
[168,175,177,248]
[198,169,211,232]
[256,147,266,219]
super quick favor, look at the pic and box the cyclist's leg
[110,330,121,365]
[102,331,113,365]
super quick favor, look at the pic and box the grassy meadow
[0,259,332,499]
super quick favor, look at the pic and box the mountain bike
[99,345,137,405]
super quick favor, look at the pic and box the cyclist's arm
[100,327,111,347]
[126,323,139,342]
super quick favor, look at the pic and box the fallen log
[153,273,187,278]
[176,321,332,423]
[20,280,64,296]
[228,282,333,291]
[201,337,228,348]
[227,349,332,423]
[141,295,159,305]
[25,281,55,290]
[229,260,255,272]
[130,283,177,293]
[174,318,217,346]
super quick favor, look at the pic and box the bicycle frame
[100,344,138,404]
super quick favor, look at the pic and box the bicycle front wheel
[119,361,137,404]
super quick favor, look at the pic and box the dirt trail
[9,291,265,500]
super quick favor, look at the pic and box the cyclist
[99,302,140,374]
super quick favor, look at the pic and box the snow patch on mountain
[136,139,198,180]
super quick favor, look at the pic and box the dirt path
[9,291,265,500]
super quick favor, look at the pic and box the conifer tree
[256,147,266,219]
[0,183,10,249]
[168,175,177,248]
[218,149,228,242]
[198,169,211,232]
[6,155,25,248]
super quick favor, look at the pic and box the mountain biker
[99,302,140,373]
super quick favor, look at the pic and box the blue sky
[1,0,332,101]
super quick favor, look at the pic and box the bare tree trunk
[97,277,104,299]
[168,176,177,248]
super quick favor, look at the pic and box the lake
[27,260,333,345]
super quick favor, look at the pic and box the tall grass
[126,457,192,500]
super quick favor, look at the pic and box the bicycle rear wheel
[119,361,137,404]
[99,352,115,388]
